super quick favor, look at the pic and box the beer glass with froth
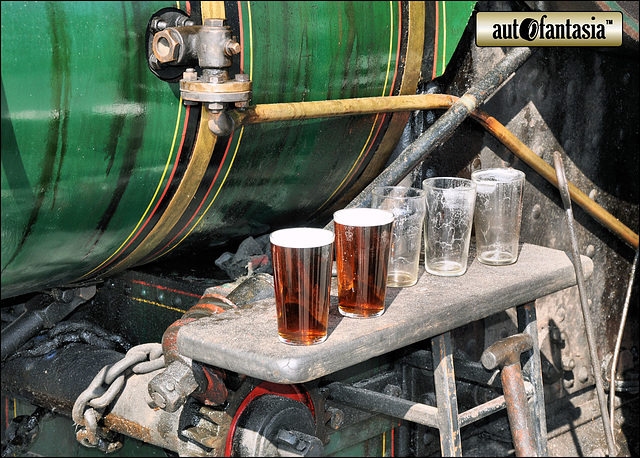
[333,208,394,318]
[270,228,334,345]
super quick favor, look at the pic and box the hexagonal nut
[153,29,182,63]
[148,361,199,412]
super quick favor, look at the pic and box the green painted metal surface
[431,1,476,78]
[1,1,184,298]
[1,1,477,299]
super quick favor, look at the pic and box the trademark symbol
[606,19,613,25]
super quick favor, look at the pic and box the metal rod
[231,93,459,125]
[474,113,638,249]
[517,303,549,456]
[326,382,440,429]
[553,151,618,457]
[609,247,639,438]
[432,332,462,457]
[323,47,535,224]
[457,395,507,427]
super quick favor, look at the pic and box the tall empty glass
[371,186,426,287]
[422,177,477,276]
[471,168,525,266]
[270,228,334,345]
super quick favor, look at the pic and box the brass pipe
[231,94,638,249]
[229,94,459,125]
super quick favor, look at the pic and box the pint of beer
[270,228,334,345]
[333,208,394,318]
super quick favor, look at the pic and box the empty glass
[422,177,477,276]
[371,186,426,287]
[471,168,525,266]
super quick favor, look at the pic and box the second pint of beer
[333,208,394,318]
[270,228,334,345]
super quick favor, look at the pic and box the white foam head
[270,227,335,248]
[333,208,394,227]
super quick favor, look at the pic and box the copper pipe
[232,94,638,249]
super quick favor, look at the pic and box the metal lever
[553,151,618,457]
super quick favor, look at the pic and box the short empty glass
[371,186,426,287]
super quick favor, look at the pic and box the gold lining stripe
[132,297,187,314]
[317,1,397,211]
[336,1,426,206]
[106,1,225,273]
[77,97,184,280]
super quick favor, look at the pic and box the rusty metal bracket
[147,292,236,413]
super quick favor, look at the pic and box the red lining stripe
[432,1,440,79]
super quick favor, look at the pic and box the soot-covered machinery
[1,1,638,457]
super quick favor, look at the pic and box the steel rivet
[531,204,541,220]
[585,245,595,258]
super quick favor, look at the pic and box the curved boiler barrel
[1,1,474,299]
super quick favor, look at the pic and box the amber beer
[334,208,394,318]
[270,228,334,345]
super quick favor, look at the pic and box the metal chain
[72,342,164,453]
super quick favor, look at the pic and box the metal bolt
[563,375,575,389]
[183,68,197,81]
[326,407,344,430]
[207,102,225,112]
[151,17,167,31]
[165,380,175,392]
[383,384,402,397]
[235,73,250,82]
[562,356,575,371]
[153,28,181,63]
[151,392,167,408]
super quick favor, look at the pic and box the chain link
[72,342,164,453]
